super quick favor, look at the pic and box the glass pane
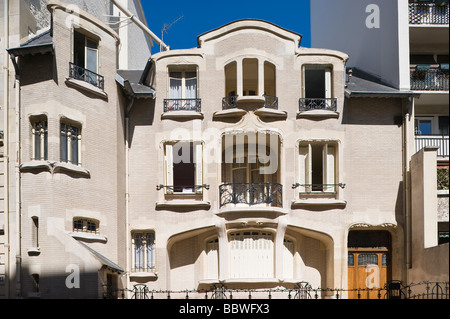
[34,122,41,160]
[169,78,182,99]
[439,116,449,135]
[358,253,378,266]
[43,122,48,161]
[415,119,432,135]
[348,253,354,266]
[185,77,197,99]
[86,46,98,74]
[134,234,143,270]
[305,68,326,98]
[71,129,79,165]
[382,253,389,266]
[60,124,68,163]
[146,233,155,269]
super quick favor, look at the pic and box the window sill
[69,232,107,243]
[21,160,91,178]
[213,108,247,119]
[27,247,41,256]
[65,77,108,99]
[216,205,287,216]
[291,199,347,208]
[130,271,158,279]
[161,111,204,120]
[156,200,211,210]
[254,108,287,119]
[297,110,340,119]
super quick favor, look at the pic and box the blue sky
[142,0,311,53]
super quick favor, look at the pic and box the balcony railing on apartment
[298,98,338,112]
[163,99,202,113]
[410,65,449,91]
[69,62,105,90]
[222,95,279,110]
[409,1,449,25]
[415,135,449,157]
[219,183,283,208]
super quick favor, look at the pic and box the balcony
[297,98,339,119]
[409,1,449,25]
[219,183,283,208]
[410,65,449,91]
[69,62,104,90]
[162,98,203,120]
[222,95,278,110]
[415,135,449,157]
[217,95,285,119]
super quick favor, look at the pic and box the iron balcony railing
[415,135,449,157]
[299,98,338,112]
[222,95,279,110]
[163,99,202,113]
[410,66,449,91]
[219,182,283,208]
[69,62,104,90]
[409,1,449,25]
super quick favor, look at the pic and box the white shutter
[325,68,332,99]
[165,144,174,194]
[306,144,312,192]
[298,145,309,193]
[195,143,203,194]
[206,240,219,280]
[324,144,335,192]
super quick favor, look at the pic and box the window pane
[146,233,155,269]
[73,219,83,231]
[358,253,378,266]
[185,77,197,99]
[169,78,182,99]
[134,234,144,270]
[305,69,326,98]
[34,122,41,160]
[439,116,449,135]
[415,119,433,135]
[60,124,68,163]
[71,128,79,165]
[348,253,354,266]
[86,47,98,74]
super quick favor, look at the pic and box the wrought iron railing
[69,62,104,90]
[163,99,202,112]
[263,95,279,109]
[415,135,449,157]
[299,98,338,112]
[219,182,283,208]
[409,2,449,25]
[156,184,210,193]
[105,281,449,299]
[410,66,449,91]
[292,183,346,193]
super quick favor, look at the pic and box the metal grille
[299,98,337,112]
[409,3,449,25]
[69,62,104,90]
[219,183,283,208]
[163,99,202,112]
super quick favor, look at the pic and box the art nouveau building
[1,1,442,299]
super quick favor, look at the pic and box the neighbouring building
[0,0,447,300]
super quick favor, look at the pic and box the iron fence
[410,66,449,91]
[222,95,279,110]
[299,98,337,112]
[409,2,449,25]
[219,183,283,208]
[163,99,202,112]
[104,281,449,300]
[69,62,104,90]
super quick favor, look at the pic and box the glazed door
[348,250,389,299]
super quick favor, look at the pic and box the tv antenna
[161,14,184,51]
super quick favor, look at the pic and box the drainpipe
[404,100,412,273]
[14,74,21,299]
[2,0,10,299]
[109,0,169,51]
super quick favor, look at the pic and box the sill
[65,77,108,99]
[130,271,158,279]
[254,108,287,119]
[223,278,279,284]
[20,160,90,177]
[236,95,266,106]
[27,247,41,256]
[297,110,340,119]
[69,232,107,243]
[156,200,211,210]
[291,199,347,208]
[161,111,204,120]
[213,108,247,119]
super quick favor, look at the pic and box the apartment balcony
[162,98,203,120]
[409,1,449,25]
[415,135,449,157]
[219,183,283,208]
[216,95,286,119]
[410,65,449,91]
[69,62,104,90]
[297,98,339,119]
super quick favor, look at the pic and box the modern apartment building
[311,0,449,286]
[0,0,447,300]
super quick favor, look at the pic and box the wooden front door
[348,249,390,299]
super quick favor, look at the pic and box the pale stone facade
[1,1,444,300]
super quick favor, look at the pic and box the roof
[345,68,420,98]
[77,241,124,274]
[116,67,156,100]
[7,29,54,57]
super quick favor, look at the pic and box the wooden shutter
[325,68,332,99]
[206,239,219,280]
[165,144,174,194]
[195,142,203,194]
[323,144,335,192]
[298,145,310,193]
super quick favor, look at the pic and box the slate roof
[7,29,54,57]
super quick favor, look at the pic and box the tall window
[32,118,48,161]
[243,58,258,96]
[164,142,203,194]
[74,31,99,74]
[298,142,337,193]
[31,217,39,248]
[303,65,332,99]
[60,122,81,166]
[169,70,197,100]
[133,232,155,272]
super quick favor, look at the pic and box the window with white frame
[32,118,48,161]
[298,141,338,193]
[303,65,332,99]
[60,122,81,166]
[164,141,203,194]
[74,30,99,74]
[132,232,155,272]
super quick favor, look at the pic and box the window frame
[60,121,82,166]
[73,29,99,74]
[132,231,156,273]
[302,64,333,99]
[72,218,100,235]
[31,117,48,161]
[168,67,198,100]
